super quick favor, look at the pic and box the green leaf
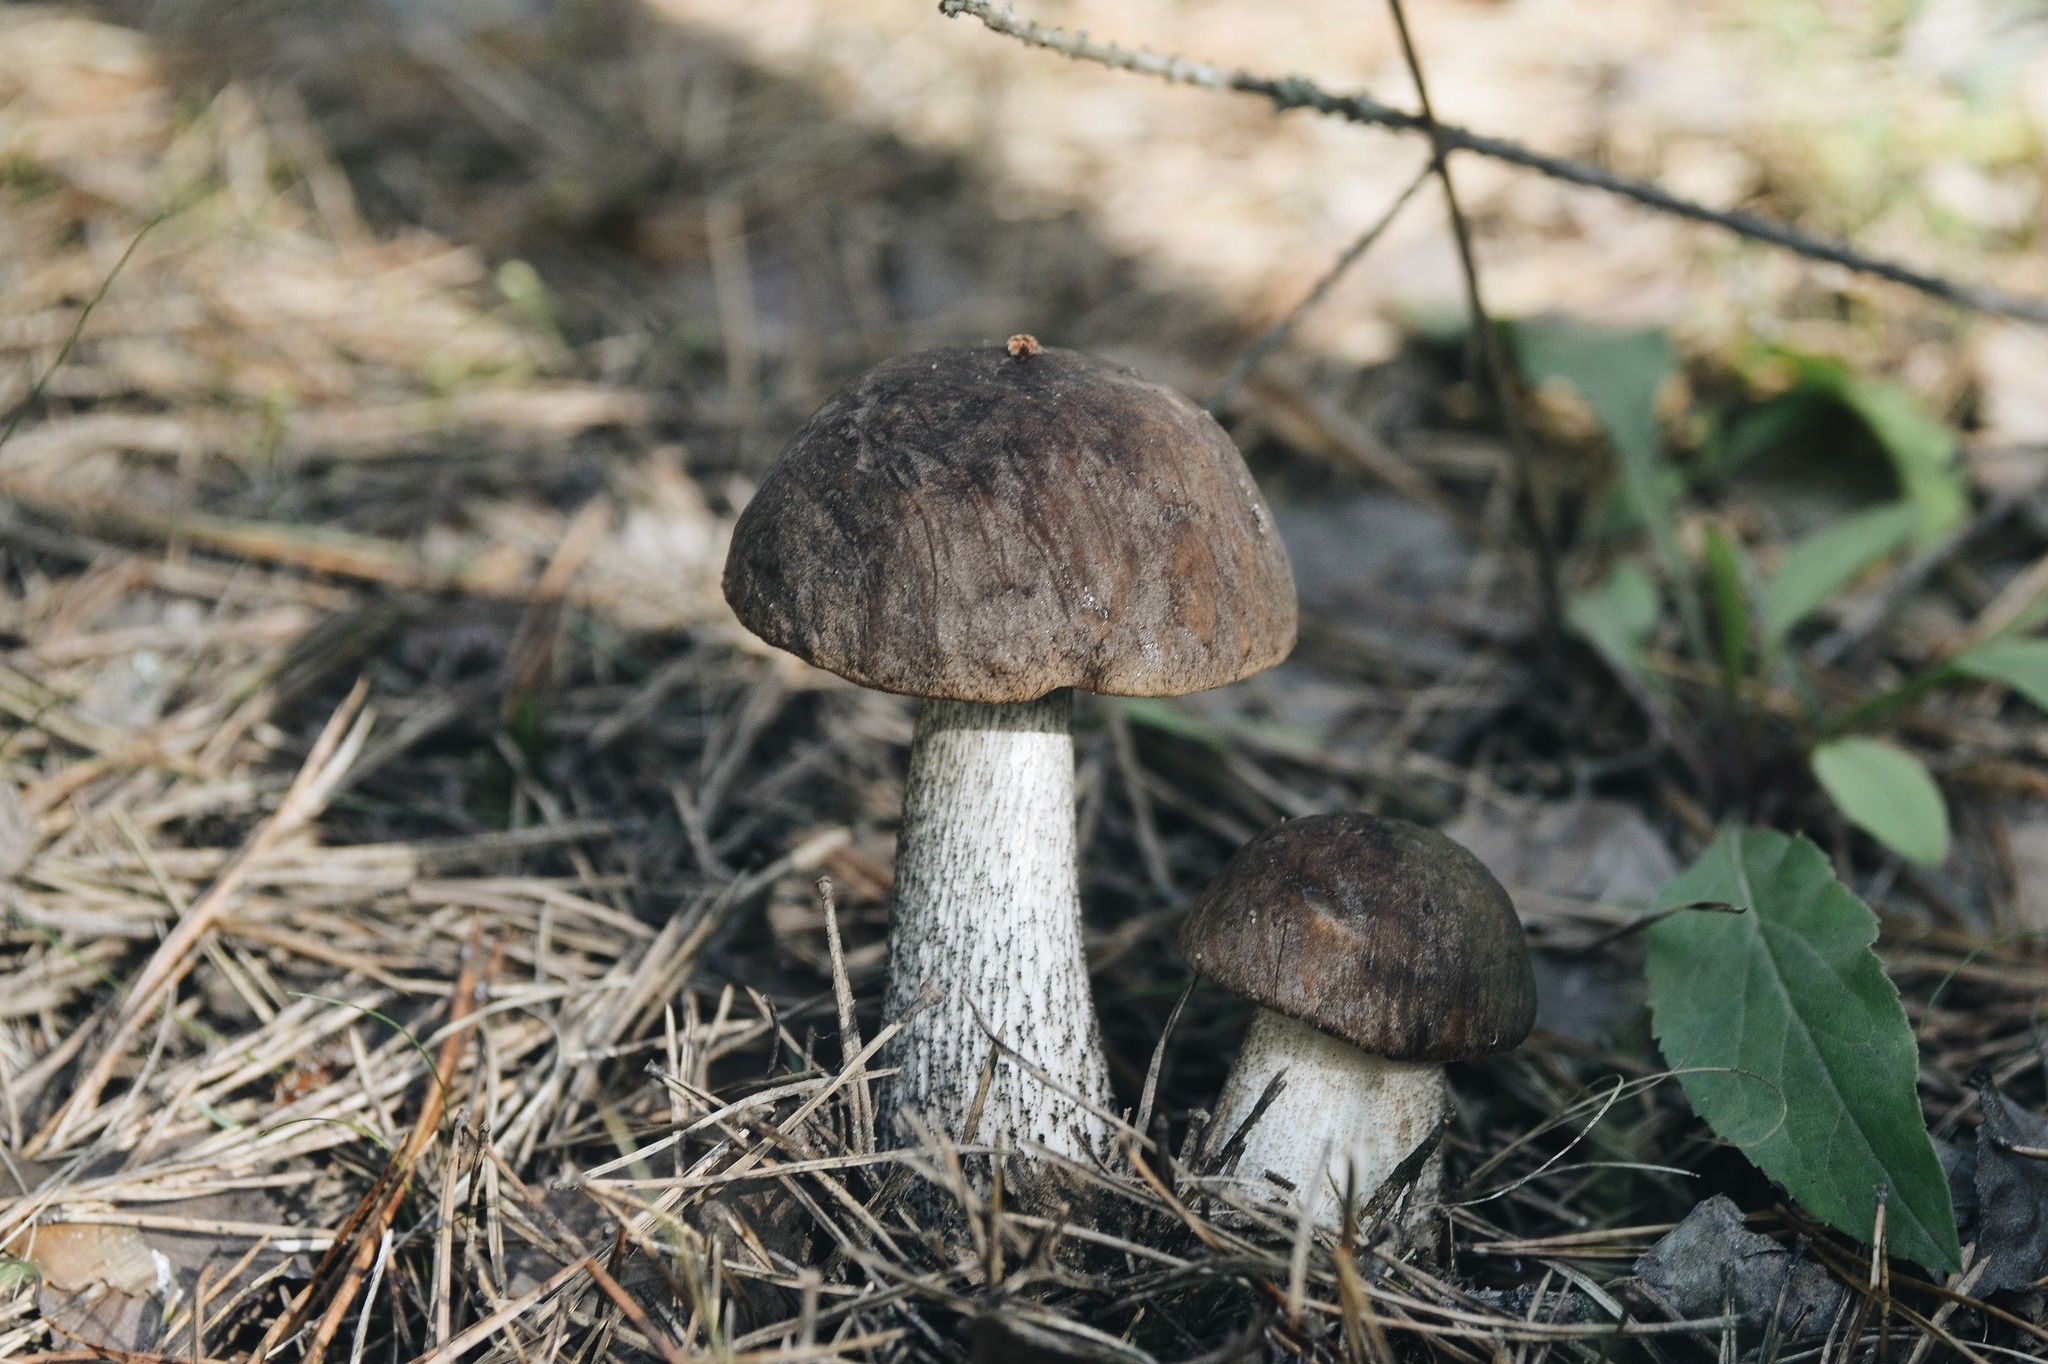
[1117,697,1322,757]
[1762,502,1915,648]
[1704,390,1824,480]
[1765,349,1966,548]
[495,258,563,345]
[1118,696,1223,749]
[1515,322,1705,659]
[1512,323,1676,518]
[1567,560,1660,681]
[1703,527,1752,687]
[1811,737,1950,867]
[1647,827,1960,1272]
[1834,377,1967,548]
[1952,638,2048,712]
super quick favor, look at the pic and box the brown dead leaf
[1447,797,1680,1043]
[28,1219,167,1353]
[28,1221,161,1295]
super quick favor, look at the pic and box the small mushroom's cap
[1179,813,1535,1062]
[723,342,1296,703]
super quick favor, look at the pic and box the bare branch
[1205,164,1431,414]
[1380,0,1562,637]
[938,0,2048,326]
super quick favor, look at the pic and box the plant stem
[1822,664,1958,740]
[0,214,164,456]
[1380,0,1562,646]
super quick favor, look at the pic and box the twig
[1239,374,1482,539]
[0,483,521,596]
[583,1254,693,1364]
[255,926,492,1364]
[1812,496,2015,666]
[1952,540,2048,653]
[1207,164,1433,413]
[684,829,849,960]
[1134,981,1193,1142]
[937,0,2048,326]
[1382,0,1562,636]
[502,498,610,719]
[1900,1249,1990,1364]
[399,1255,594,1364]
[345,1229,393,1364]
[1105,702,1173,899]
[819,878,874,1156]
[431,1110,467,1348]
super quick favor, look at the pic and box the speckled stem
[879,692,1115,1168]
[1211,1008,1445,1226]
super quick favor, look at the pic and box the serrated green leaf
[1567,560,1660,681]
[1762,502,1915,648]
[1703,526,1751,687]
[1952,638,2048,712]
[1811,737,1950,867]
[1647,827,1960,1272]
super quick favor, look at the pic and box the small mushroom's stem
[879,690,1115,1171]
[1210,1008,1445,1226]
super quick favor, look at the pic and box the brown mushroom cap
[1179,813,1536,1063]
[722,343,1297,703]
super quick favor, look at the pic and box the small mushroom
[1179,813,1535,1225]
[724,340,1296,1167]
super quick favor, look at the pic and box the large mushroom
[1179,813,1535,1225]
[724,338,1296,1168]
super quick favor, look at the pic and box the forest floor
[2,0,2048,1359]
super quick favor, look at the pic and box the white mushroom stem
[879,690,1115,1167]
[1209,1008,1445,1226]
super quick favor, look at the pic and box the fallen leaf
[27,1221,169,1354]
[8,1166,309,1352]
[28,1222,162,1295]
[37,1280,162,1355]
[1447,796,1678,1043]
[1447,797,1679,906]
[1632,1194,1843,1343]
[1974,1074,2048,1295]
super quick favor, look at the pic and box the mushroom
[1179,813,1535,1226]
[723,339,1296,1168]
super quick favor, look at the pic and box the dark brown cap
[1179,813,1535,1062]
[722,342,1296,703]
